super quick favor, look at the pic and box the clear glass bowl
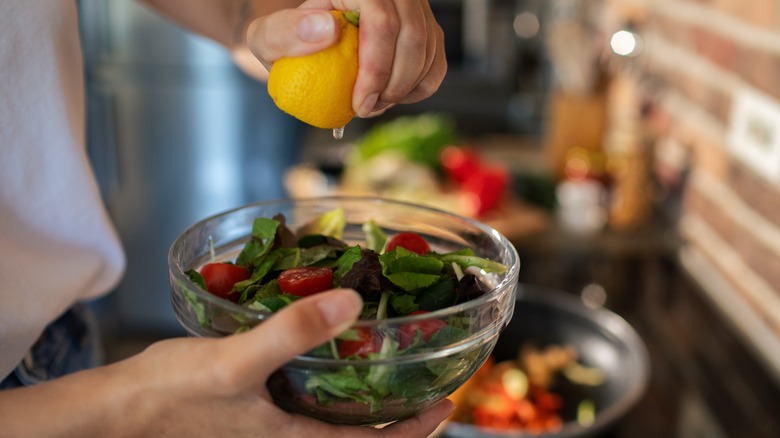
[168,196,520,425]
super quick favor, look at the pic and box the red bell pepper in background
[440,145,510,217]
[461,165,510,217]
[440,146,483,185]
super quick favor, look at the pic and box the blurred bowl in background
[445,284,650,437]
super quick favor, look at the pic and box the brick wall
[586,0,780,372]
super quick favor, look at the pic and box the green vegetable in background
[351,113,459,169]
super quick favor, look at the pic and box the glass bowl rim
[168,196,520,344]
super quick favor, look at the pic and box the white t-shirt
[0,1,126,378]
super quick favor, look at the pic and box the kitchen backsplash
[586,0,780,377]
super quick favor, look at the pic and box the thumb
[247,9,339,66]
[221,289,362,384]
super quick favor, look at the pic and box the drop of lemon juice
[332,126,345,140]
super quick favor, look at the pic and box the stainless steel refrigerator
[78,0,307,338]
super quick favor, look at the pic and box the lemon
[268,11,359,130]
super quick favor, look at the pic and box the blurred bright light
[514,12,540,39]
[610,29,642,56]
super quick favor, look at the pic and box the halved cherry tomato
[277,266,333,297]
[385,232,431,254]
[337,327,382,358]
[200,262,251,302]
[398,310,448,349]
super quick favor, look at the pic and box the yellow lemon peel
[267,10,359,130]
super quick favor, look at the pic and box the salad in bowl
[168,197,520,425]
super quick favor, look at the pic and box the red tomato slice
[200,262,251,302]
[338,327,382,358]
[398,310,448,349]
[277,266,333,297]
[385,232,431,254]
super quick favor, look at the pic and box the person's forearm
[0,363,143,437]
[138,0,305,79]
[138,0,302,49]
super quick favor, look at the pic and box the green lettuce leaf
[365,337,398,397]
[379,247,444,292]
[296,208,346,240]
[236,217,280,267]
[438,253,507,274]
[334,245,363,283]
[305,366,373,404]
[362,219,387,252]
[391,294,419,315]
[249,295,293,313]
[416,277,457,311]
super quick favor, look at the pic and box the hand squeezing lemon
[267,10,359,131]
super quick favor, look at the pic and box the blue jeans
[0,304,101,389]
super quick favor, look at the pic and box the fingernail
[298,12,334,42]
[373,101,392,113]
[359,93,379,117]
[443,399,456,415]
[317,290,361,327]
